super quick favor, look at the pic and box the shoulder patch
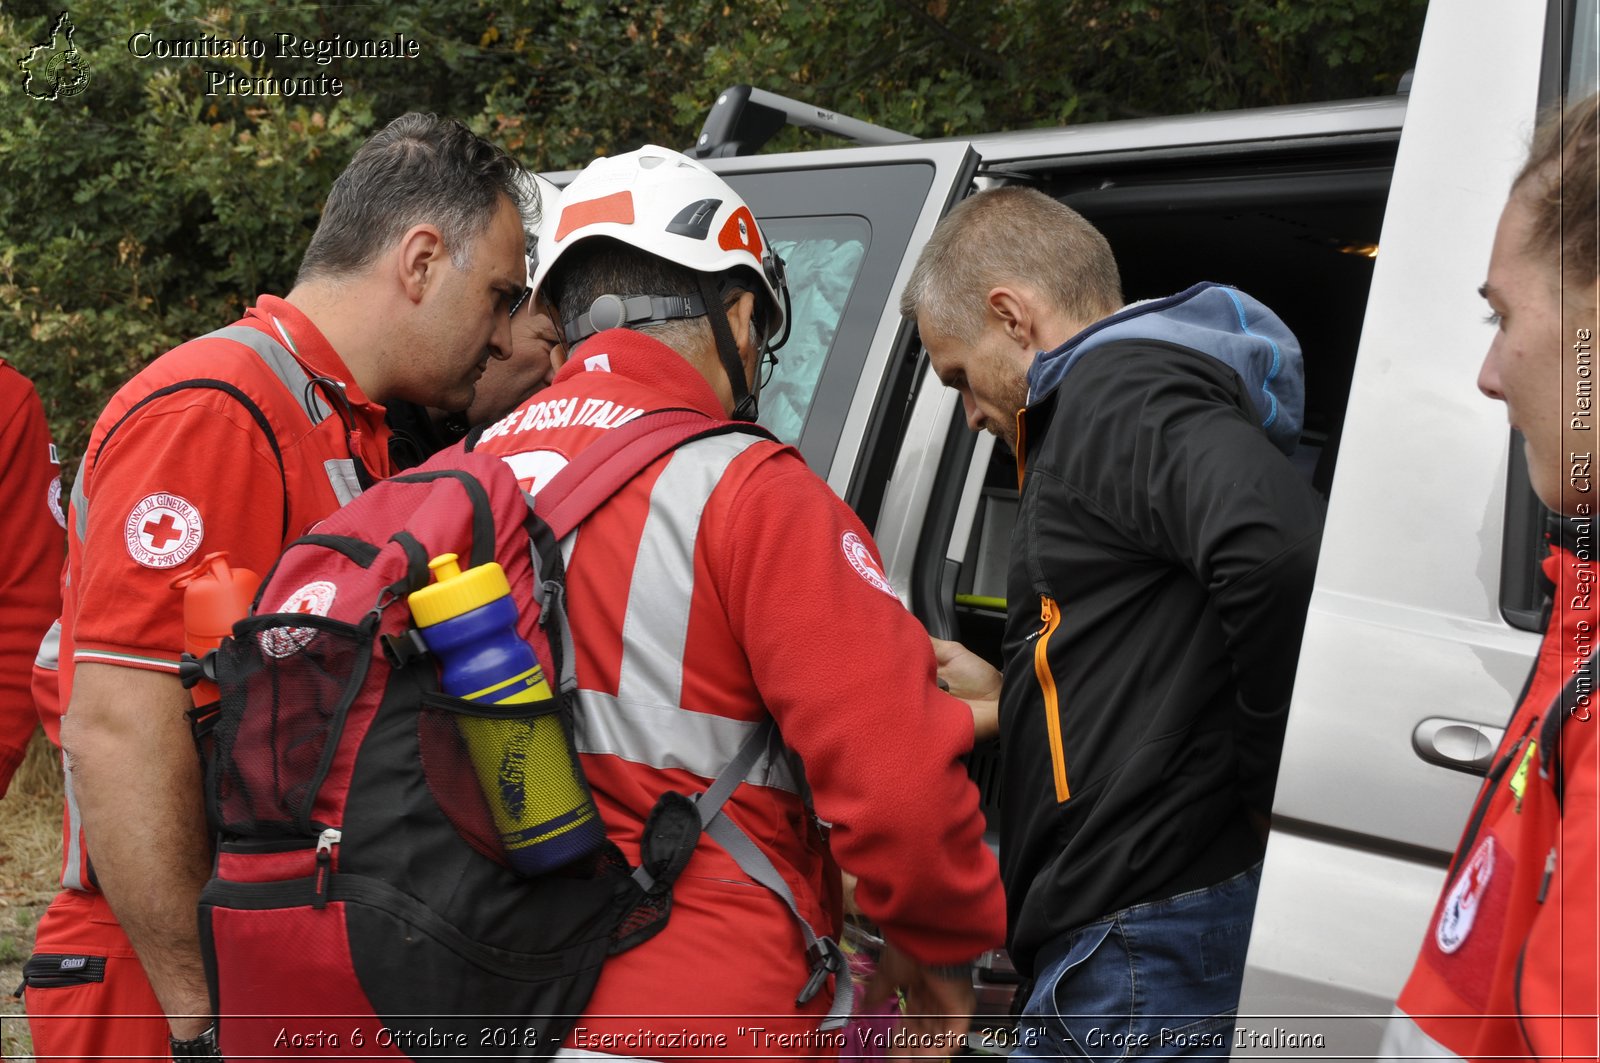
[1436,836,1495,955]
[124,493,204,569]
[841,531,897,599]
[48,475,65,529]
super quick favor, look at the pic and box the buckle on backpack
[382,628,429,668]
[796,937,843,1006]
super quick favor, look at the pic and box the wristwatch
[170,1023,221,1061]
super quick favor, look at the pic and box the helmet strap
[697,272,758,422]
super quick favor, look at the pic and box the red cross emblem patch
[124,493,204,569]
[842,531,897,599]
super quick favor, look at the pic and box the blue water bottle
[408,552,603,874]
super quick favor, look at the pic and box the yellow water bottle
[408,553,602,874]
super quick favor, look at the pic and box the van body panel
[956,96,1410,168]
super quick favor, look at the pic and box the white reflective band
[1377,1007,1466,1061]
[572,688,801,796]
[324,458,364,506]
[617,434,759,707]
[207,325,330,425]
[561,431,801,794]
[62,748,87,892]
[35,618,62,671]
[71,454,89,541]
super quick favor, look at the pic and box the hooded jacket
[999,283,1325,974]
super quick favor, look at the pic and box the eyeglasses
[508,286,532,319]
[758,346,780,389]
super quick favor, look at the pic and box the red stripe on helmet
[717,206,763,259]
[555,191,635,241]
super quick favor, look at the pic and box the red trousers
[23,889,169,1061]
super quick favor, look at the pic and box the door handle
[1412,717,1505,776]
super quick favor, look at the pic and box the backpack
[192,408,849,1059]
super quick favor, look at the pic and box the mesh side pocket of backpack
[208,614,373,836]
[418,690,606,877]
[417,705,506,868]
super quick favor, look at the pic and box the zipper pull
[313,828,341,910]
[1537,847,1557,903]
[1027,597,1054,641]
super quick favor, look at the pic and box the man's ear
[727,289,760,376]
[397,223,445,304]
[985,286,1038,351]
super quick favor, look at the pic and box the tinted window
[760,217,870,445]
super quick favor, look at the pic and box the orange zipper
[1034,595,1070,802]
[1014,410,1028,490]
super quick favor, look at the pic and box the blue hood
[1027,282,1304,454]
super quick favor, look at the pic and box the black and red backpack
[190,409,849,1059]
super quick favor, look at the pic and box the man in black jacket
[902,186,1323,1060]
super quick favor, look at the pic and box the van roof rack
[687,85,918,159]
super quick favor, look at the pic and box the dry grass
[1,729,65,1058]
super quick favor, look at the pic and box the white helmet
[528,145,787,340]
[517,173,561,289]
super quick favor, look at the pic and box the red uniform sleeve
[0,364,64,795]
[713,452,1006,965]
[1524,714,1599,1062]
[72,393,287,672]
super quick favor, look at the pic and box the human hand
[930,637,1000,702]
[930,636,1002,741]
[864,943,975,1057]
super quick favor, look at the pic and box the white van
[561,0,1594,1052]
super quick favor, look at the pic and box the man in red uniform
[0,358,64,796]
[23,112,534,1061]
[473,145,1006,1060]
[1382,91,1600,1062]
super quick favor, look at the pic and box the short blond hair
[900,186,1123,342]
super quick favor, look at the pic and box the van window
[1571,0,1599,95]
[760,218,870,445]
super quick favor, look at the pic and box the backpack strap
[80,326,346,545]
[1539,652,1596,811]
[531,407,776,539]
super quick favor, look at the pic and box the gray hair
[297,112,532,282]
[549,237,758,353]
[900,186,1123,342]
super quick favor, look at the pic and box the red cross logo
[124,493,204,569]
[143,512,183,549]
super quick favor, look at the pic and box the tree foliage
[0,0,1425,467]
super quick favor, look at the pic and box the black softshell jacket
[998,340,1324,976]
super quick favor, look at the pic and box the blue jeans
[1011,862,1262,1061]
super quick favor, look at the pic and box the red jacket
[1386,538,1598,1061]
[0,359,64,795]
[55,297,391,891]
[476,330,1006,1056]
